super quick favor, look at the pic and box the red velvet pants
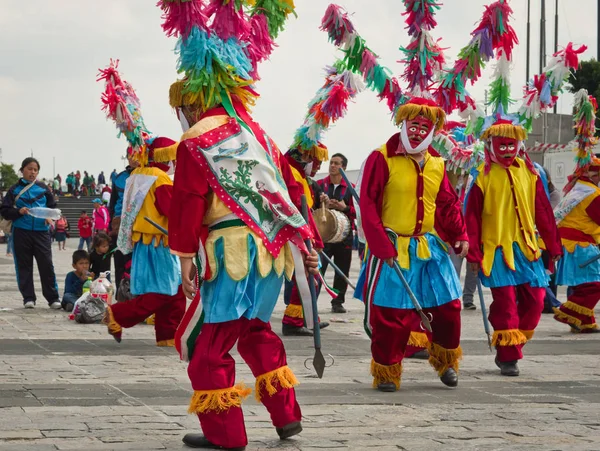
[110,287,186,343]
[555,282,600,330]
[489,284,544,362]
[188,318,301,449]
[404,312,432,357]
[369,299,461,366]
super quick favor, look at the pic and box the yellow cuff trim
[491,329,528,347]
[156,339,175,347]
[553,308,582,327]
[254,366,299,402]
[428,343,463,376]
[103,306,122,335]
[520,330,534,341]
[580,323,599,330]
[283,304,303,319]
[370,360,402,390]
[171,250,197,258]
[146,314,155,325]
[563,301,595,317]
[188,383,251,414]
[408,331,430,348]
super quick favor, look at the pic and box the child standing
[62,250,90,312]
[92,198,110,234]
[77,210,93,251]
[55,215,69,251]
[89,232,111,280]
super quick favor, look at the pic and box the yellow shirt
[557,180,600,252]
[474,159,540,277]
[379,146,446,269]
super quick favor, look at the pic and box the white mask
[400,120,435,154]
[304,161,314,176]
[177,108,190,133]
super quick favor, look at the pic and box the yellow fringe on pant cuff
[408,331,430,348]
[553,308,582,327]
[283,304,304,319]
[103,306,122,335]
[156,339,175,347]
[580,323,599,330]
[188,383,251,414]
[146,314,156,325]
[428,343,463,376]
[520,330,535,341]
[563,301,595,317]
[254,366,299,402]
[491,329,527,347]
[370,360,402,389]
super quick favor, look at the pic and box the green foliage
[0,163,19,191]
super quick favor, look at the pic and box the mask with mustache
[489,137,520,168]
[400,117,435,154]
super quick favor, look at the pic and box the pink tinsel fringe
[158,0,208,39]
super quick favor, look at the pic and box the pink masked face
[406,116,434,148]
[491,137,519,168]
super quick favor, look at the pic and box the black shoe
[463,302,476,310]
[319,321,330,330]
[276,421,302,440]
[495,357,519,376]
[440,368,458,387]
[182,433,246,450]
[406,349,430,360]
[377,382,398,392]
[282,324,313,336]
[331,304,347,314]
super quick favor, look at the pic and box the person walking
[98,171,106,186]
[0,157,61,309]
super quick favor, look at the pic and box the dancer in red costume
[158,1,321,449]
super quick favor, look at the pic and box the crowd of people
[47,169,118,199]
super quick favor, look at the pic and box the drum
[314,205,351,244]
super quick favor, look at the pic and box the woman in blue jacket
[0,158,61,309]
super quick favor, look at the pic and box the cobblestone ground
[1,239,599,450]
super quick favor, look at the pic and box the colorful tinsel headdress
[98,59,153,166]
[159,0,296,114]
[564,89,600,193]
[98,60,179,166]
[290,63,364,161]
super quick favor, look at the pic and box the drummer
[317,153,356,314]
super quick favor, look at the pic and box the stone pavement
[1,239,600,450]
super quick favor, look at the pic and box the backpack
[74,295,106,324]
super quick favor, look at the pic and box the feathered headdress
[98,60,179,166]
[159,0,296,114]
[563,89,600,194]
[290,62,364,161]
[98,59,153,166]
[435,0,518,117]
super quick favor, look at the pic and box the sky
[0,0,598,180]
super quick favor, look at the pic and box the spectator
[317,153,356,314]
[55,214,69,251]
[101,184,112,205]
[75,170,81,190]
[98,171,106,186]
[0,157,61,309]
[89,232,111,280]
[92,198,110,234]
[56,173,62,187]
[66,173,75,194]
[53,177,61,196]
[78,210,93,251]
[110,169,118,185]
[62,250,90,312]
